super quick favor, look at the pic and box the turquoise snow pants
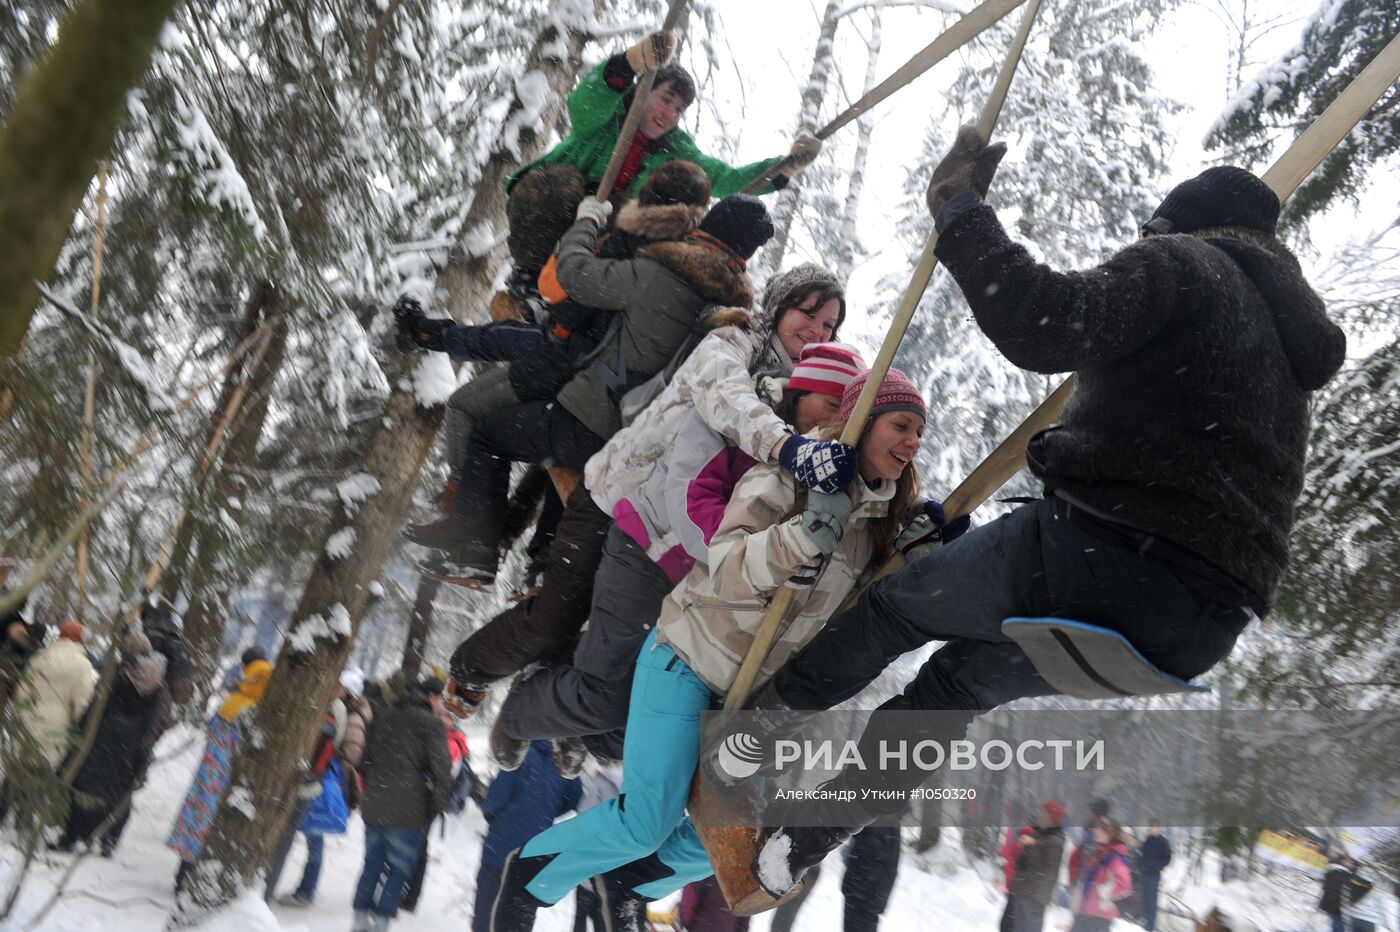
[519,630,715,903]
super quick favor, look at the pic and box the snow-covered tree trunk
[399,575,441,680]
[165,281,290,711]
[836,10,883,281]
[0,0,180,361]
[756,0,843,277]
[183,9,597,913]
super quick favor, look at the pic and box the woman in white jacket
[489,370,929,932]
[495,342,867,764]
[452,264,853,713]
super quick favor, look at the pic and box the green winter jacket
[506,59,784,197]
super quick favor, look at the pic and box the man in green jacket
[496,29,820,320]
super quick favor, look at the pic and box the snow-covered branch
[834,0,966,21]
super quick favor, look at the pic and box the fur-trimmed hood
[698,306,754,332]
[636,235,755,309]
[615,201,706,242]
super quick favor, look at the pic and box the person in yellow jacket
[168,658,273,893]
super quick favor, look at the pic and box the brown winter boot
[439,477,461,514]
[402,479,462,548]
[443,677,486,719]
[490,289,528,322]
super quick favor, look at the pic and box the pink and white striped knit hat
[786,342,867,398]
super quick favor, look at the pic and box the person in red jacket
[1068,818,1133,932]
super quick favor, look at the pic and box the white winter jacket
[14,639,96,767]
[657,463,896,695]
[585,317,795,581]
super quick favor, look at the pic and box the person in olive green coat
[421,193,773,586]
[351,677,453,931]
[497,30,821,319]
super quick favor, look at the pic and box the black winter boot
[490,848,550,931]
[552,737,588,779]
[753,825,853,899]
[416,542,497,590]
[491,713,530,771]
[592,869,650,932]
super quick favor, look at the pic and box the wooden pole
[75,159,109,622]
[724,0,1045,715]
[61,320,277,786]
[1261,31,1400,203]
[741,0,1029,195]
[593,0,689,202]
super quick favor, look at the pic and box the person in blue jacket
[475,741,582,932]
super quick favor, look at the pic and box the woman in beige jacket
[489,370,929,931]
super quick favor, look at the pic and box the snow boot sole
[552,737,588,779]
[731,877,808,916]
[415,562,494,592]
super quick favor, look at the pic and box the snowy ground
[0,723,1379,931]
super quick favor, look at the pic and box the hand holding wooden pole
[594,0,689,202]
[724,0,1045,715]
[741,0,1029,195]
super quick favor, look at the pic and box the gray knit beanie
[759,263,846,331]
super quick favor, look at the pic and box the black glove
[392,295,452,353]
[700,680,809,789]
[925,125,1007,219]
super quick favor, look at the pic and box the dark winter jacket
[1009,825,1067,905]
[935,203,1346,611]
[479,740,581,869]
[1140,834,1172,875]
[146,628,193,703]
[552,217,755,440]
[71,663,173,802]
[359,692,453,831]
[1320,862,1361,916]
[508,200,706,403]
[0,628,41,711]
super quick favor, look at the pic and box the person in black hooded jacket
[0,601,43,716]
[749,128,1346,898]
[55,634,173,855]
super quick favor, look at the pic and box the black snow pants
[450,487,612,687]
[773,496,1251,820]
[498,525,673,760]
